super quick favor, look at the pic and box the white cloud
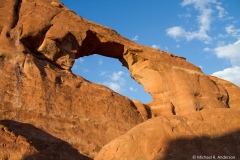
[167,0,228,43]
[151,44,160,49]
[203,47,212,52]
[178,13,191,18]
[98,59,103,65]
[99,71,107,76]
[212,66,240,86]
[225,25,240,38]
[211,40,240,86]
[166,26,186,40]
[214,40,240,66]
[111,71,125,82]
[129,87,138,92]
[181,0,217,8]
[103,82,122,92]
[217,33,227,39]
[103,71,126,93]
[166,25,211,43]
[216,5,228,18]
[132,35,139,41]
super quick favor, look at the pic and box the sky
[61,0,240,103]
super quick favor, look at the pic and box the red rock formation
[95,108,240,160]
[209,76,240,110]
[0,0,240,159]
[0,0,144,158]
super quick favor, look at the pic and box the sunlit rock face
[0,0,240,159]
[0,0,143,158]
[95,108,240,160]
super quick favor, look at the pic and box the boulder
[95,108,240,160]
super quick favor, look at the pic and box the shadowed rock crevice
[77,30,125,59]
[93,42,124,58]
[12,0,22,29]
[20,24,53,54]
[0,120,92,160]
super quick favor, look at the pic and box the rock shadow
[0,120,92,160]
[161,130,240,160]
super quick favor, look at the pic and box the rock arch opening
[72,54,152,103]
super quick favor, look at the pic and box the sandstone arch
[1,0,240,159]
[5,0,233,116]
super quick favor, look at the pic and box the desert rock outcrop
[95,108,240,160]
[209,76,240,110]
[0,0,240,159]
[0,0,144,158]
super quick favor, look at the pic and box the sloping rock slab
[95,108,240,160]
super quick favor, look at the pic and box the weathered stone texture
[0,0,240,159]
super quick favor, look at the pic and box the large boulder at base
[95,108,240,160]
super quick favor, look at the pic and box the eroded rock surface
[210,76,240,110]
[0,0,144,158]
[95,108,240,160]
[0,0,240,159]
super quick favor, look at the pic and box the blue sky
[61,0,240,103]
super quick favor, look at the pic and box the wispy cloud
[166,0,228,43]
[132,35,139,41]
[203,47,212,52]
[103,82,122,92]
[216,5,228,18]
[72,58,84,71]
[151,44,160,49]
[211,40,240,86]
[214,40,240,67]
[129,87,138,92]
[111,71,125,82]
[225,25,240,38]
[178,13,191,18]
[99,71,107,76]
[98,59,103,65]
[103,71,126,93]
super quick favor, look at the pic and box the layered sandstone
[0,0,240,159]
